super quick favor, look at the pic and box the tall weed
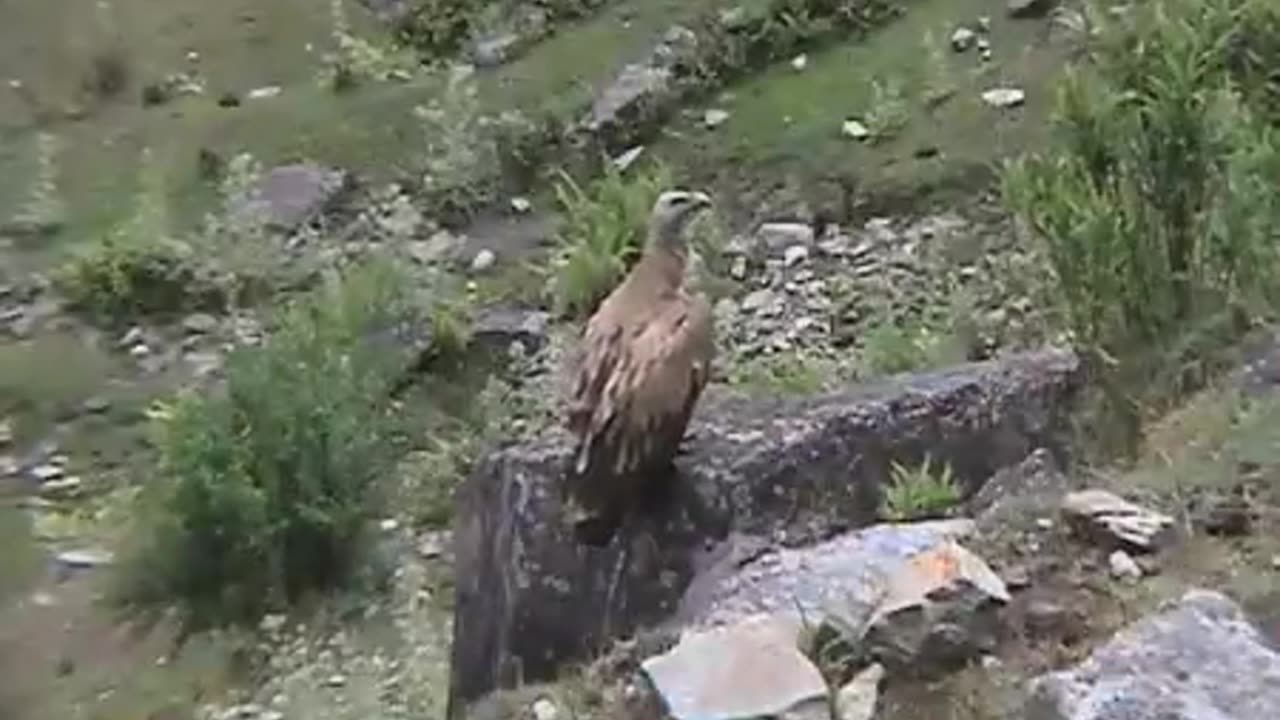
[548,162,672,318]
[1003,0,1280,450]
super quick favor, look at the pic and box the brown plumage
[563,190,715,547]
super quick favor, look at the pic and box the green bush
[548,162,672,318]
[116,261,419,628]
[1003,0,1280,447]
[56,234,225,320]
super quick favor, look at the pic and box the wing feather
[565,290,714,518]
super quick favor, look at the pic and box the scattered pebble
[783,244,810,267]
[531,697,559,720]
[982,87,1026,108]
[56,548,115,569]
[323,674,346,688]
[612,145,646,172]
[40,476,84,498]
[81,396,111,414]
[29,463,65,482]
[951,27,977,52]
[470,249,497,273]
[184,312,219,335]
[703,108,731,129]
[841,119,870,141]
[247,85,282,100]
[1109,549,1142,581]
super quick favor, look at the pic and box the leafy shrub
[394,0,489,58]
[56,234,224,320]
[881,455,961,521]
[319,0,417,91]
[548,162,672,318]
[116,261,419,628]
[1003,0,1280,448]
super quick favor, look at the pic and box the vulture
[563,189,716,547]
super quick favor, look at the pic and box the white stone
[951,27,977,52]
[531,697,559,720]
[247,85,282,100]
[982,87,1026,108]
[783,244,810,267]
[1108,550,1142,581]
[704,108,731,129]
[836,663,883,720]
[841,119,870,141]
[470,249,497,273]
[791,54,808,71]
[510,196,532,214]
[612,145,646,172]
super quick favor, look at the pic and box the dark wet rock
[470,306,551,356]
[1193,493,1253,537]
[1062,490,1176,553]
[642,614,827,720]
[1008,0,1058,19]
[862,540,1010,678]
[448,349,1081,712]
[1027,589,1280,720]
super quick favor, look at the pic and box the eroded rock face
[1026,589,1280,720]
[448,349,1081,715]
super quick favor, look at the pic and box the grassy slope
[656,0,1073,212]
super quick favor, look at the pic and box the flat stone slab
[1027,589,1280,720]
[642,614,827,720]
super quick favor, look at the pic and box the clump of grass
[1003,0,1280,453]
[862,77,910,142]
[548,161,672,318]
[115,260,420,629]
[881,455,962,521]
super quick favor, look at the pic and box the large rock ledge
[448,349,1082,714]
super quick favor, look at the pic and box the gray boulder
[577,26,698,151]
[1027,589,1280,720]
[248,163,349,232]
[448,349,1081,715]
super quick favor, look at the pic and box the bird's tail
[570,503,623,548]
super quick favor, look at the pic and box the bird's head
[648,189,713,251]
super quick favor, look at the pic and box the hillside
[2,0,1280,719]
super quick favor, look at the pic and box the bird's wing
[585,291,714,478]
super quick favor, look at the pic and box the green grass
[880,454,962,521]
[654,0,1074,205]
[0,0,727,266]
